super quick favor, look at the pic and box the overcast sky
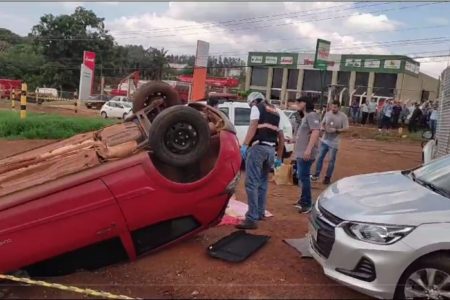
[1,2,449,77]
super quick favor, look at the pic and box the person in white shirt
[430,102,439,138]
[368,99,377,124]
[361,101,369,125]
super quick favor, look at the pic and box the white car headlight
[344,222,415,245]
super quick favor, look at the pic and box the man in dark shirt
[392,101,402,129]
[408,103,423,133]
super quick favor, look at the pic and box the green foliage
[0,111,115,139]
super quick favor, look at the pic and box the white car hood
[319,171,450,226]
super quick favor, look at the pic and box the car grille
[310,203,343,258]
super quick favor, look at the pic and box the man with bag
[237,92,285,230]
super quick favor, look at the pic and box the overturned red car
[0,82,241,276]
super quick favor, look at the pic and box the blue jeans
[314,142,338,179]
[245,145,275,222]
[431,119,437,138]
[296,158,315,208]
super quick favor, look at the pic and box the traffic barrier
[11,91,15,109]
[20,83,27,119]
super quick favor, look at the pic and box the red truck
[0,79,22,99]
[0,82,241,276]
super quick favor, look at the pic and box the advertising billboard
[78,51,96,100]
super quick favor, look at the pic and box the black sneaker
[235,220,258,230]
[323,177,331,185]
[299,206,312,214]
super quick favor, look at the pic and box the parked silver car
[309,154,450,299]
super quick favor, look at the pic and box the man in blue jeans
[236,92,285,230]
[311,101,349,185]
[294,96,320,213]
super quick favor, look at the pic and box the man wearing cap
[294,96,321,213]
[236,92,285,230]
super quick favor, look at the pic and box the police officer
[237,92,285,230]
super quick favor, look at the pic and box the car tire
[101,112,107,119]
[122,113,128,120]
[149,105,210,167]
[133,81,181,113]
[395,253,450,299]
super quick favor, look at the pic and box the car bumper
[308,225,413,299]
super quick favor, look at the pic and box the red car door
[0,179,131,275]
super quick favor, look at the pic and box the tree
[30,7,115,90]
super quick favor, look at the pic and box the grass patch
[0,111,117,139]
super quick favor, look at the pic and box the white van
[35,88,58,98]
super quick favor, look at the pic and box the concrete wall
[397,72,440,103]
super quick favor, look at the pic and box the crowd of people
[349,98,439,137]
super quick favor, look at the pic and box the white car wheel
[101,111,107,119]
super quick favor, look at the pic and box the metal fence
[437,67,450,157]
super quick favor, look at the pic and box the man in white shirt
[237,92,285,230]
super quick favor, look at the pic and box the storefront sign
[299,53,341,71]
[345,58,362,68]
[78,50,96,100]
[265,56,278,64]
[280,56,294,65]
[248,52,298,67]
[384,59,401,70]
[340,55,420,76]
[364,59,381,69]
[251,56,263,64]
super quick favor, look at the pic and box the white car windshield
[412,155,450,197]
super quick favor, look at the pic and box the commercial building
[244,52,440,107]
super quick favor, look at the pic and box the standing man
[311,101,349,185]
[237,92,284,230]
[408,103,423,133]
[368,98,377,125]
[294,96,321,213]
[430,102,439,138]
[392,101,403,129]
[381,100,393,132]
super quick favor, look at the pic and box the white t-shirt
[250,106,283,131]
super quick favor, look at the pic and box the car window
[414,154,450,196]
[122,102,132,108]
[219,107,229,118]
[106,102,112,107]
[235,108,251,126]
[109,102,117,108]
[116,103,124,109]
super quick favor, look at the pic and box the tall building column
[281,68,288,108]
[331,71,338,85]
[296,69,305,98]
[245,67,251,91]
[396,73,404,101]
[349,71,356,98]
[367,72,375,103]
[266,67,273,100]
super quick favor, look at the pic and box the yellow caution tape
[0,274,140,300]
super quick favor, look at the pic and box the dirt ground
[0,131,422,299]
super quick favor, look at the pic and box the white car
[217,102,294,158]
[100,101,133,119]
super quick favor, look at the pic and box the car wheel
[101,112,107,119]
[133,81,181,113]
[395,254,450,299]
[149,106,210,167]
[122,113,128,120]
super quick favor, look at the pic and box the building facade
[245,52,440,107]
[437,66,450,158]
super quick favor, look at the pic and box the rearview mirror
[422,131,432,140]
